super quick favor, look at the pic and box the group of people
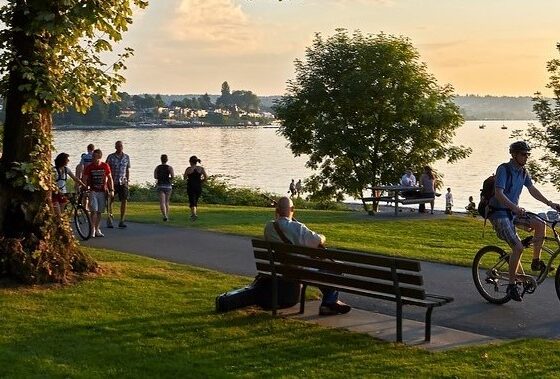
[53,141,129,237]
[154,154,208,222]
[399,166,437,213]
[52,142,208,237]
[288,179,303,198]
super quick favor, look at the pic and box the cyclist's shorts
[89,191,107,213]
[491,215,543,248]
[491,217,520,248]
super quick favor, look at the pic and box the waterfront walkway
[84,222,560,350]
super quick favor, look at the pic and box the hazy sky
[117,0,560,96]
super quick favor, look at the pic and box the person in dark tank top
[183,155,208,221]
[154,154,175,221]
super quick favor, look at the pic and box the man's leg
[492,217,524,301]
[318,288,351,315]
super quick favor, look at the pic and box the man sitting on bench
[264,196,352,316]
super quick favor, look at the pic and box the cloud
[165,0,261,53]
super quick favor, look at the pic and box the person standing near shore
[184,155,207,221]
[154,154,174,221]
[419,166,436,214]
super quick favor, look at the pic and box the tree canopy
[275,30,470,203]
[519,43,560,189]
[0,0,147,283]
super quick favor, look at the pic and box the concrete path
[83,222,560,345]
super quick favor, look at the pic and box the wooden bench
[362,196,434,215]
[399,197,434,205]
[252,239,453,343]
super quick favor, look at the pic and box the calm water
[53,121,560,212]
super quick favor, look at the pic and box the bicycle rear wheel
[472,245,511,304]
[554,267,560,302]
[74,206,92,240]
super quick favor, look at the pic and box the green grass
[126,203,510,267]
[2,247,560,378]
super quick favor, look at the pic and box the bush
[128,175,348,210]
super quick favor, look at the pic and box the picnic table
[363,185,434,215]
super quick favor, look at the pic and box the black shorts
[187,188,201,208]
[114,183,129,201]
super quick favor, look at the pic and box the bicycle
[472,211,560,304]
[64,190,92,240]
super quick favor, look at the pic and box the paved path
[84,222,560,340]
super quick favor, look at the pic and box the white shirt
[446,192,454,206]
[400,173,417,187]
[264,217,324,247]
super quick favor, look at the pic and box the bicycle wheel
[74,206,92,240]
[472,245,511,304]
[554,267,560,302]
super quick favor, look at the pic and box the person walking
[106,140,131,228]
[154,154,174,221]
[295,179,303,198]
[289,179,296,198]
[83,149,114,237]
[75,143,95,181]
[184,155,207,221]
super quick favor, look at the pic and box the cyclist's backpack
[478,164,519,219]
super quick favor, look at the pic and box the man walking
[106,140,131,228]
[82,149,114,237]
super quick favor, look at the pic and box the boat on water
[501,125,508,130]
[479,124,486,129]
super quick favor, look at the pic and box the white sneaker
[95,230,104,237]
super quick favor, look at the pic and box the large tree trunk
[0,3,97,283]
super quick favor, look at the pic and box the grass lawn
[126,202,513,267]
[2,247,560,378]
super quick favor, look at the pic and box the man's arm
[495,188,523,215]
[528,185,560,210]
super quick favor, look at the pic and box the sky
[114,0,560,96]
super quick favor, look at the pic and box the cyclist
[490,141,560,301]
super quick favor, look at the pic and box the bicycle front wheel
[74,206,92,240]
[472,245,511,304]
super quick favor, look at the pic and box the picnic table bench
[362,185,435,215]
[252,239,453,343]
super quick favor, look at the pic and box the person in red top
[83,149,114,237]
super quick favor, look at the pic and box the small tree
[275,30,470,209]
[0,0,147,283]
[520,43,560,189]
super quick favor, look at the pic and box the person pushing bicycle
[489,141,560,301]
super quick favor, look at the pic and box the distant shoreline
[53,124,279,131]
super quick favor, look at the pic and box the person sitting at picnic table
[400,169,419,199]
[264,196,352,316]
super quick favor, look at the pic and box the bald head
[276,196,294,218]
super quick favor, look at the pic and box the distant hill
[156,94,538,120]
[454,95,536,120]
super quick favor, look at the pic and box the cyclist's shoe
[506,283,523,302]
[521,236,533,248]
[531,258,554,272]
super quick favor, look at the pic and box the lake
[53,120,560,212]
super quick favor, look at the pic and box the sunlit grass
[2,247,560,378]
[126,202,512,267]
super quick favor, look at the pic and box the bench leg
[425,306,434,342]
[396,301,403,343]
[299,285,307,314]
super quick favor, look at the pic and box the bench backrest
[252,239,426,301]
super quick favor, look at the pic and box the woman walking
[420,165,436,214]
[184,155,207,221]
[53,152,85,215]
[154,154,174,221]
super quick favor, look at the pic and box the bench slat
[255,264,426,299]
[254,251,423,286]
[252,240,421,272]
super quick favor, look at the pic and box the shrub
[128,175,347,210]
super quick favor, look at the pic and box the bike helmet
[509,141,531,154]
